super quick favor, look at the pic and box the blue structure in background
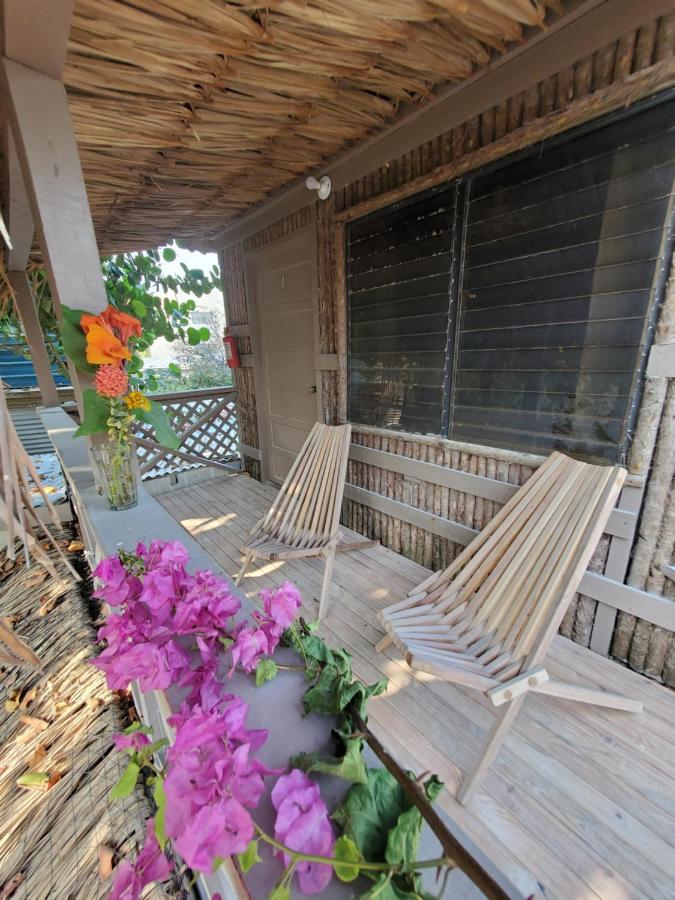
[0,339,69,389]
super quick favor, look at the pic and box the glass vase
[92,442,139,511]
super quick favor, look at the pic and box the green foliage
[333,835,362,882]
[60,306,95,373]
[0,243,221,388]
[268,886,291,900]
[153,777,168,849]
[255,658,279,686]
[134,399,180,449]
[334,768,442,899]
[291,736,367,784]
[17,771,50,788]
[73,389,111,437]
[237,839,262,874]
[109,761,140,800]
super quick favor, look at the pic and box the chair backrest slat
[256,422,351,550]
[427,452,625,672]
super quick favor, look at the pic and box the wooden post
[7,271,60,407]
[1,57,108,412]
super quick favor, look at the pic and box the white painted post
[8,272,60,407]
[0,56,108,412]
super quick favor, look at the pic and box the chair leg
[375,634,393,653]
[318,541,338,619]
[532,679,642,713]
[457,695,526,805]
[234,550,254,586]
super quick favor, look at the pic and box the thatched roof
[66,0,560,253]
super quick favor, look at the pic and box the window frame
[345,88,675,463]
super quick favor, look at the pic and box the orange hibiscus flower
[80,306,142,344]
[84,322,132,367]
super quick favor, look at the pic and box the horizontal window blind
[453,98,675,461]
[346,93,675,463]
[347,186,458,434]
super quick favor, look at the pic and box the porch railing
[133,386,239,480]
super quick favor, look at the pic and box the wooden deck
[158,472,675,900]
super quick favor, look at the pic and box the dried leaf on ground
[67,541,85,553]
[0,618,41,668]
[19,715,49,732]
[29,744,47,768]
[23,572,49,588]
[98,843,115,880]
[19,688,37,709]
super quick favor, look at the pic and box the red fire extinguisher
[223,325,241,369]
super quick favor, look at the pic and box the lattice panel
[134,390,239,480]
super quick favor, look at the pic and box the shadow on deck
[159,471,675,900]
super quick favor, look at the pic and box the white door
[250,231,318,483]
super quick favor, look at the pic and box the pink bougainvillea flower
[109,818,171,900]
[93,363,129,398]
[262,581,302,635]
[271,769,334,895]
[173,799,253,871]
[229,625,268,675]
[93,555,139,606]
[112,730,151,752]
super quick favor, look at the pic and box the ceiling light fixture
[305,175,332,200]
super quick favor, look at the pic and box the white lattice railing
[134,387,239,480]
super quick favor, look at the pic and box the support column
[1,56,107,412]
[8,271,60,407]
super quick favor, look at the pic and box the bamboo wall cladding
[345,430,613,650]
[243,208,313,253]
[334,13,675,214]
[612,257,675,687]
[221,241,260,479]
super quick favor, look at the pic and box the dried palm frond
[0,384,79,583]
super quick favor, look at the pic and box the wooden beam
[1,0,74,80]
[348,443,637,540]
[1,58,107,315]
[206,0,674,248]
[344,483,477,546]
[7,271,59,407]
[579,572,675,632]
[5,131,33,270]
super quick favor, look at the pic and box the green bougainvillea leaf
[255,658,278,686]
[237,839,261,874]
[291,736,367,785]
[333,835,362,882]
[109,761,139,801]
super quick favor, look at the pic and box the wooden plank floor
[158,473,675,900]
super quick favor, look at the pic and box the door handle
[309,386,317,393]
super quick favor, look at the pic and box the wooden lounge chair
[375,451,642,803]
[235,422,373,617]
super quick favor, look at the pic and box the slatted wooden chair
[375,451,642,803]
[235,422,370,617]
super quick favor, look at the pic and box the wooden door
[249,231,318,483]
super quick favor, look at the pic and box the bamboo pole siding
[332,13,675,219]
[612,256,675,684]
[228,13,675,678]
[221,242,260,480]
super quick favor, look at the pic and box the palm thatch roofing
[66,0,561,253]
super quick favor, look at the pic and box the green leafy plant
[0,245,221,393]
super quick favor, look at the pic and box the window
[347,93,675,462]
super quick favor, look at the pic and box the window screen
[453,99,674,460]
[347,185,460,435]
[347,93,675,462]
